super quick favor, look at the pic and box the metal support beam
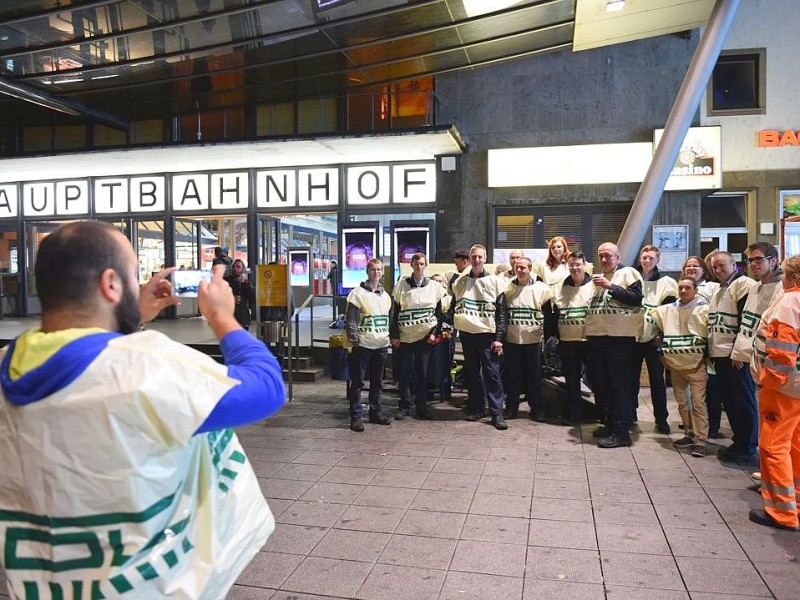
[616,0,740,266]
[0,75,129,131]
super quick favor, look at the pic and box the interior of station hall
[0,0,798,320]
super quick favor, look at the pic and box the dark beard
[115,280,142,334]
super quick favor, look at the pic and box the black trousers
[397,337,433,415]
[587,336,638,439]
[713,357,758,452]
[707,372,721,435]
[347,346,388,419]
[504,341,543,413]
[558,341,589,420]
[634,341,669,424]
[460,332,504,417]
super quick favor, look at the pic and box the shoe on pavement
[672,436,694,449]
[530,410,546,423]
[690,444,707,458]
[503,407,519,419]
[748,509,798,531]
[368,412,392,425]
[350,419,365,432]
[394,408,409,420]
[465,412,486,422]
[718,446,757,463]
[708,431,726,440]
[414,411,433,420]
[560,416,579,427]
[491,415,508,430]
[746,482,761,493]
[655,421,671,434]
[597,435,632,448]
[592,425,612,439]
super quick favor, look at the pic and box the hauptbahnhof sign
[0,163,436,219]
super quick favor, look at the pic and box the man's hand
[199,264,240,339]
[592,275,612,290]
[491,341,503,354]
[139,267,179,323]
[732,359,744,369]
[391,338,401,348]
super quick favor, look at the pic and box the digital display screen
[342,228,376,289]
[288,249,311,287]
[172,269,212,298]
[394,227,429,264]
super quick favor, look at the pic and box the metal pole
[616,0,741,266]
[286,262,293,402]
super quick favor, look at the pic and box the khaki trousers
[670,363,709,442]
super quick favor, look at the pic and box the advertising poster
[256,263,288,307]
[342,227,376,289]
[288,248,311,287]
[394,226,429,264]
[652,224,688,272]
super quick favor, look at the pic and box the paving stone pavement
[1,376,797,600]
[225,378,799,600]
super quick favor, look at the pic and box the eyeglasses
[746,256,774,264]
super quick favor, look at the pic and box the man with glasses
[708,251,756,462]
[725,243,783,462]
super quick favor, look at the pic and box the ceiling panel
[0,0,715,135]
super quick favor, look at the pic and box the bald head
[598,242,620,274]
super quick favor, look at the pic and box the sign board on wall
[0,162,436,219]
[488,126,722,191]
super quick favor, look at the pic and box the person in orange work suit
[749,254,800,531]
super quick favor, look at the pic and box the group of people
[342,238,800,532]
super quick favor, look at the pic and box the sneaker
[592,425,612,438]
[491,415,508,430]
[350,419,364,432]
[503,407,519,419]
[414,410,433,420]
[690,444,707,458]
[672,436,694,449]
[465,412,486,422]
[655,421,671,434]
[394,408,409,420]
[708,431,726,440]
[597,435,632,448]
[368,412,391,425]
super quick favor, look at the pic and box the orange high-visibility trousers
[758,387,800,529]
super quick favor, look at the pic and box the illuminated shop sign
[758,129,800,147]
[0,163,435,219]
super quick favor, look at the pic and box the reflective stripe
[764,358,795,373]
[763,481,795,496]
[763,498,797,511]
[764,338,800,352]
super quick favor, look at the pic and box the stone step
[283,366,327,382]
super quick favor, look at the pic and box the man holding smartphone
[0,221,285,599]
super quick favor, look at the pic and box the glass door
[174,218,202,317]
[0,223,20,317]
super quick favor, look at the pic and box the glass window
[22,127,53,153]
[257,103,295,136]
[298,98,338,134]
[702,193,747,228]
[54,125,87,150]
[708,49,765,115]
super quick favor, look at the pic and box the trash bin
[261,321,284,344]
[329,334,350,381]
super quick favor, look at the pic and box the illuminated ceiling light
[56,78,85,84]
[91,74,119,80]
[606,0,625,12]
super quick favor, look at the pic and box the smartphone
[172,269,212,298]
